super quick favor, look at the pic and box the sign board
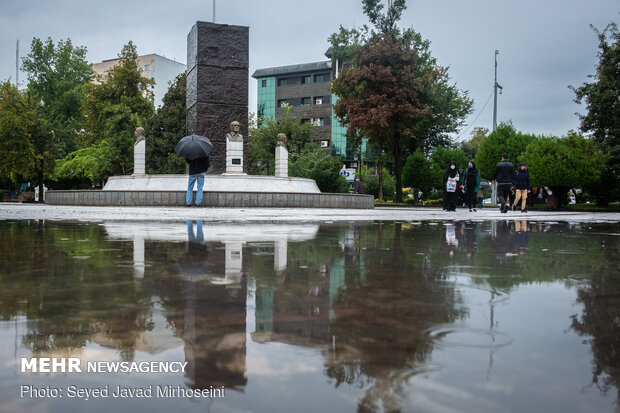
[339,168,357,183]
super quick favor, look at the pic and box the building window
[277,77,298,86]
[278,99,289,108]
[301,75,311,84]
[261,79,267,87]
[314,73,329,83]
[300,97,311,106]
[301,118,310,124]
[314,96,323,105]
[312,118,325,127]
[144,64,150,72]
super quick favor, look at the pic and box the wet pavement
[1,219,619,412]
[1,203,619,223]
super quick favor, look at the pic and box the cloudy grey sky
[1,0,617,140]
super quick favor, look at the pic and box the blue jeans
[186,173,205,205]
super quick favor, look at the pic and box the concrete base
[45,190,374,209]
[103,174,320,193]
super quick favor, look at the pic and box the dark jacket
[513,169,531,190]
[493,160,515,183]
[464,167,480,193]
[188,157,210,175]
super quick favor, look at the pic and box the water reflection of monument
[104,221,319,390]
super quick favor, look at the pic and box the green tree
[0,82,55,199]
[571,23,620,205]
[401,150,433,197]
[21,37,93,157]
[475,123,536,179]
[248,112,314,175]
[146,73,187,174]
[289,145,349,193]
[523,133,603,208]
[0,82,34,179]
[460,127,488,160]
[78,41,154,177]
[362,167,396,201]
[330,0,472,203]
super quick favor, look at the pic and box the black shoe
[522,208,527,213]
[512,205,516,212]
[186,204,192,207]
[473,209,477,212]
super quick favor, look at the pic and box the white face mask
[450,165,455,170]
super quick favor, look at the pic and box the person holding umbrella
[175,134,213,207]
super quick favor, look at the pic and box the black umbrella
[479,181,491,189]
[174,134,214,160]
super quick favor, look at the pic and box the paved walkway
[1,203,619,223]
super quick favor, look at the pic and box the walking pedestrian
[492,154,515,213]
[463,161,480,212]
[512,162,531,212]
[443,161,459,211]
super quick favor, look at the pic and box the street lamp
[493,50,503,131]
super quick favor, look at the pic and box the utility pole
[213,0,216,22]
[492,49,503,131]
[16,39,19,88]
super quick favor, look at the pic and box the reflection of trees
[326,222,467,412]
[570,229,620,408]
[0,221,155,359]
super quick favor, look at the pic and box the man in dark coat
[492,154,515,213]
[186,156,210,207]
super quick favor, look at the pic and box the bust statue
[226,121,243,142]
[134,127,145,145]
[276,133,287,148]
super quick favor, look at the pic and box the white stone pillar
[133,234,145,279]
[274,240,287,272]
[225,137,245,174]
[275,145,288,178]
[134,140,146,175]
[224,241,244,284]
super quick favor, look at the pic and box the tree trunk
[378,158,384,203]
[393,139,403,203]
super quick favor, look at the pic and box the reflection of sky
[417,282,614,413]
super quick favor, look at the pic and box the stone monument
[134,127,146,175]
[186,22,249,174]
[275,133,288,178]
[225,121,245,174]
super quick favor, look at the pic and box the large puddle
[0,219,618,412]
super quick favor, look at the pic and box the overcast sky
[1,0,617,141]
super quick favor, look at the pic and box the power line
[456,88,493,141]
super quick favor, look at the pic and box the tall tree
[330,0,472,202]
[79,41,154,176]
[332,33,429,203]
[475,123,535,179]
[460,127,488,160]
[523,133,603,208]
[0,82,34,179]
[21,37,93,157]
[571,23,620,205]
[0,82,56,200]
[146,73,187,174]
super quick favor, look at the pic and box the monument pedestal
[275,146,288,178]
